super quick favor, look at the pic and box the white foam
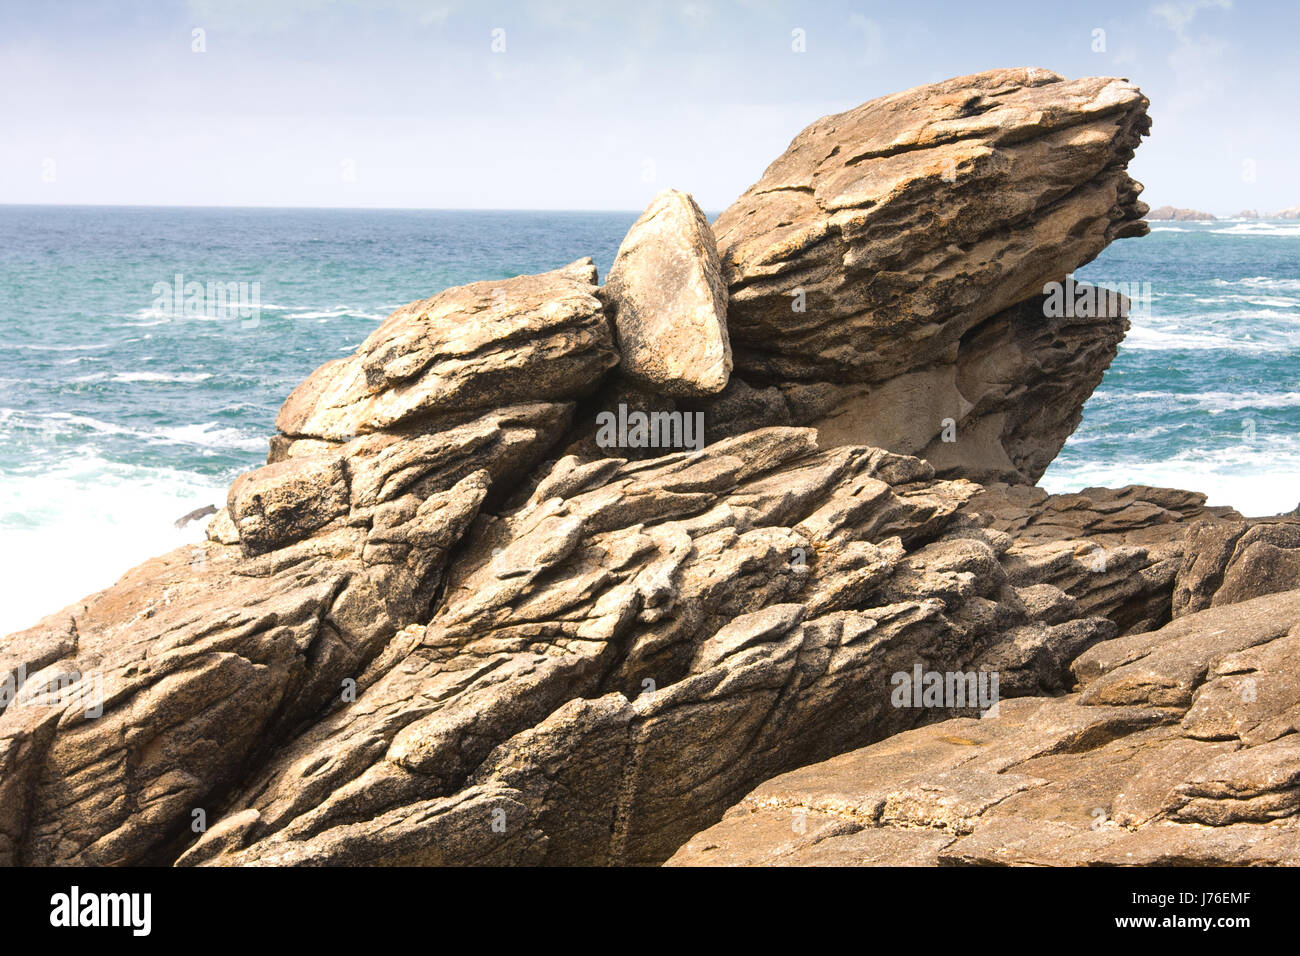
[1210,222,1300,238]
[7,411,266,451]
[287,306,353,320]
[1122,323,1300,353]
[1043,439,1300,517]
[111,372,213,383]
[152,422,266,451]
[0,458,229,635]
[1042,467,1298,517]
[1090,390,1300,413]
[5,342,112,352]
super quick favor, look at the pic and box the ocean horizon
[2,204,1298,635]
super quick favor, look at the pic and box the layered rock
[178,431,1175,866]
[0,266,599,865]
[10,69,1293,871]
[786,287,1130,484]
[670,590,1300,866]
[703,68,1149,482]
[275,259,615,441]
[1173,520,1300,616]
[713,67,1149,385]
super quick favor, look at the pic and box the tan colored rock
[175,430,1145,867]
[0,266,601,865]
[276,259,616,441]
[1173,519,1300,616]
[671,593,1300,866]
[713,68,1149,385]
[602,189,731,397]
[13,69,1298,872]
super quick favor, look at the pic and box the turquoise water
[1,207,1297,633]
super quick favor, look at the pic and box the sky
[1,0,1297,213]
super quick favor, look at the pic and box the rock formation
[1145,205,1216,221]
[670,590,1300,866]
[601,189,731,398]
[3,68,1298,868]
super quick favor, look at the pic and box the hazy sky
[2,0,1296,212]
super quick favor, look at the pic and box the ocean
[1,206,1297,635]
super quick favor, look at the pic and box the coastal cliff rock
[177,438,1203,866]
[0,269,593,865]
[670,590,1300,866]
[712,67,1149,386]
[703,67,1147,481]
[780,287,1130,484]
[5,69,1296,869]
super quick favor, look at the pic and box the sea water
[1,207,1296,634]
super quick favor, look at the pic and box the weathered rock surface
[275,259,616,441]
[0,267,591,865]
[789,287,1130,484]
[601,189,731,398]
[176,430,1087,865]
[670,591,1300,866]
[713,67,1149,385]
[703,67,1148,480]
[1173,520,1300,616]
[7,69,1294,870]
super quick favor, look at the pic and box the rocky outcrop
[275,259,615,442]
[705,67,1148,481]
[174,433,1121,866]
[713,68,1149,386]
[601,189,731,398]
[1146,205,1216,221]
[779,287,1130,484]
[669,590,1300,866]
[0,268,593,865]
[8,68,1293,869]
[1173,520,1300,616]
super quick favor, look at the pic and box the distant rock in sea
[6,67,1300,870]
[1233,209,1261,219]
[1274,206,1300,219]
[1146,205,1216,221]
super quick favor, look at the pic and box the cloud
[1150,0,1234,107]
[848,14,883,65]
[185,0,457,33]
[1151,0,1232,39]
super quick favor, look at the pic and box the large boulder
[601,189,732,398]
[713,67,1149,385]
